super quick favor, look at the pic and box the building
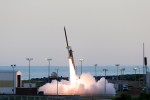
[0,70,22,94]
[146,72,150,92]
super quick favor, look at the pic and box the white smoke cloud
[38,73,116,96]
[38,59,116,96]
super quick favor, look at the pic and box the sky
[0,0,150,66]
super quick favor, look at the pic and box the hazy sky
[0,0,150,66]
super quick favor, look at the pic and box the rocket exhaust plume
[38,27,116,96]
[69,58,77,84]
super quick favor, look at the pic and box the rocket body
[64,27,76,69]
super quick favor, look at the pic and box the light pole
[115,64,120,81]
[133,67,137,81]
[103,69,108,95]
[46,58,52,82]
[94,64,98,77]
[75,66,78,74]
[137,66,140,87]
[79,59,84,75]
[120,68,125,80]
[120,68,123,75]
[11,64,16,94]
[143,43,145,75]
[56,68,59,95]
[26,58,33,81]
[122,68,125,75]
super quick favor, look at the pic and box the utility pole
[95,64,98,77]
[79,59,84,75]
[11,64,16,94]
[133,67,137,81]
[137,66,140,87]
[46,58,52,82]
[103,69,108,95]
[56,68,59,95]
[115,64,120,81]
[143,43,145,75]
[26,58,33,82]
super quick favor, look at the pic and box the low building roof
[0,70,22,75]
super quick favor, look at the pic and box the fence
[0,95,80,100]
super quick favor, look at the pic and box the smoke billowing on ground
[38,59,116,96]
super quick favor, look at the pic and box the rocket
[64,27,76,69]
